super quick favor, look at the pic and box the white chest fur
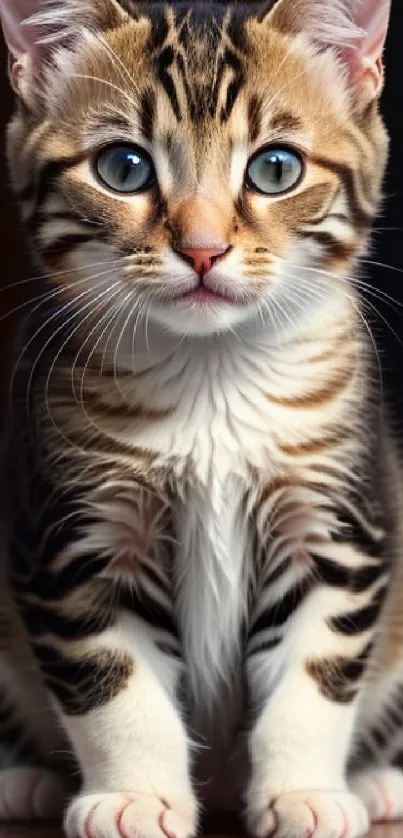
[95,304,357,713]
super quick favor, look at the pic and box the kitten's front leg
[246,526,388,838]
[62,612,197,838]
[12,491,197,838]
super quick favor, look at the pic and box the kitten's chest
[119,344,285,479]
[173,473,252,709]
[106,335,341,480]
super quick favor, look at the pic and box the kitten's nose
[176,245,230,277]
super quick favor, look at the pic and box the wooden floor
[0,823,401,838]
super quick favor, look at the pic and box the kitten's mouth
[167,281,241,306]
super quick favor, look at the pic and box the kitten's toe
[350,767,403,822]
[0,767,65,820]
[247,789,369,838]
[65,791,197,838]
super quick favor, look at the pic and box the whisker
[12,273,120,432]
[112,292,142,399]
[131,294,149,372]
[71,74,139,112]
[43,281,123,448]
[284,271,392,412]
[372,227,403,234]
[75,292,140,440]
[144,304,150,355]
[0,264,125,332]
[285,260,403,311]
[99,291,135,374]
[73,291,136,408]
[9,266,123,391]
[360,258,403,277]
[96,34,140,96]
[0,258,121,296]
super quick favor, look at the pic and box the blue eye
[246,147,304,195]
[95,144,155,194]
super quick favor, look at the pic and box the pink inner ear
[0,0,43,58]
[353,0,391,61]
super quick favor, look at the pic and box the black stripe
[340,646,372,682]
[141,563,172,595]
[329,586,387,635]
[42,232,100,260]
[209,55,227,118]
[14,555,109,602]
[36,646,134,715]
[248,94,262,143]
[250,575,314,635]
[175,52,197,121]
[299,230,355,260]
[310,154,373,228]
[307,641,372,704]
[392,749,403,770]
[29,155,86,222]
[248,635,282,657]
[220,48,245,123]
[139,88,156,142]
[334,507,385,557]
[157,640,182,659]
[29,210,99,238]
[19,599,110,640]
[119,586,179,638]
[313,553,386,593]
[155,45,182,121]
[149,11,170,50]
[371,726,389,749]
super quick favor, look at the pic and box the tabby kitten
[0,0,401,836]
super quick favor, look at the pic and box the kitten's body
[1,0,402,836]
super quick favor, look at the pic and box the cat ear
[0,0,128,103]
[263,0,391,99]
[0,0,45,98]
[349,0,391,96]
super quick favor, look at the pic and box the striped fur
[0,0,401,836]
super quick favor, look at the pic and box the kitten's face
[6,0,389,338]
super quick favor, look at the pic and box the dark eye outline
[93,142,156,195]
[244,144,306,197]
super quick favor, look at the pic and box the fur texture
[0,1,401,837]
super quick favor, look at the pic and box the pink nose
[177,246,229,276]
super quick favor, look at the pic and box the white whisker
[71,74,139,112]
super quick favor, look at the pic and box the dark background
[1,4,403,428]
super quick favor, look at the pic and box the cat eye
[95,144,155,194]
[246,146,304,196]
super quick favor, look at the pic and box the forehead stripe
[155,44,183,121]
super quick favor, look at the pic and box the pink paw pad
[66,790,197,838]
[350,767,403,823]
[247,789,368,838]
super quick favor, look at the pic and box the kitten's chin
[150,297,256,336]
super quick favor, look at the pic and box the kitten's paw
[247,789,369,838]
[350,767,403,822]
[65,791,197,838]
[0,767,65,820]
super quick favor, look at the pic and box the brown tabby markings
[2,0,400,828]
[306,643,373,705]
[277,430,349,458]
[265,364,354,409]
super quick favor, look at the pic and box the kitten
[0,0,401,837]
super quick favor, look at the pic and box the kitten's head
[1,0,391,339]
